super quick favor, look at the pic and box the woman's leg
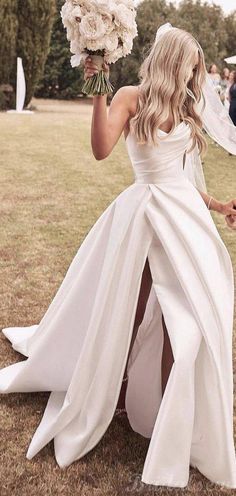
[116,257,152,410]
[125,257,153,375]
[116,257,174,410]
[161,314,174,396]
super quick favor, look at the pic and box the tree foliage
[110,0,236,93]
[35,0,84,99]
[0,0,55,108]
[0,0,18,85]
[224,12,236,62]
[16,0,56,105]
[3,0,234,102]
[111,0,177,90]
[176,0,228,67]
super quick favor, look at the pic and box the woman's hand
[83,56,109,81]
[220,199,236,229]
[84,56,99,80]
[220,199,236,216]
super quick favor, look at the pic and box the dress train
[1,122,236,488]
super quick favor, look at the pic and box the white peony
[74,0,96,10]
[61,2,74,28]
[61,0,138,69]
[115,0,135,8]
[71,52,87,67]
[80,13,107,40]
[121,25,138,42]
[113,4,136,30]
[66,24,75,41]
[70,6,83,23]
[122,41,133,56]
[95,0,112,9]
[86,37,106,51]
[70,38,81,54]
[103,31,118,52]
[105,46,123,64]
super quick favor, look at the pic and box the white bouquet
[61,0,138,95]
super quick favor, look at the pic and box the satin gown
[1,121,236,489]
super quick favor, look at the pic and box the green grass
[0,98,236,496]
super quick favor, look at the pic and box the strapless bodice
[125,121,191,184]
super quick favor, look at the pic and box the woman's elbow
[92,149,109,161]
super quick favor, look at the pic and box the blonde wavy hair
[129,27,207,155]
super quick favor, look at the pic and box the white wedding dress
[1,120,236,489]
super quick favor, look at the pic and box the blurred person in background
[208,63,221,94]
[225,71,235,111]
[229,70,236,125]
[220,67,230,106]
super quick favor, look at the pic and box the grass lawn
[0,98,236,496]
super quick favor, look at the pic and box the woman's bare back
[123,85,181,141]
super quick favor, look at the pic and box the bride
[1,23,236,489]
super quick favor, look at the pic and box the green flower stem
[82,70,114,96]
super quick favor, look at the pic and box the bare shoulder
[114,85,140,115]
[111,86,139,138]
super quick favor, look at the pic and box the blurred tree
[0,0,18,85]
[111,0,178,93]
[111,0,231,92]
[15,0,56,106]
[224,11,236,65]
[176,0,227,68]
[35,0,84,99]
[36,0,236,100]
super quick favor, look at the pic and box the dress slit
[127,256,153,360]
[125,252,175,398]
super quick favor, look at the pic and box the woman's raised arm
[84,56,137,160]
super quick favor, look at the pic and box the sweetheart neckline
[125,121,187,142]
[158,121,186,135]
